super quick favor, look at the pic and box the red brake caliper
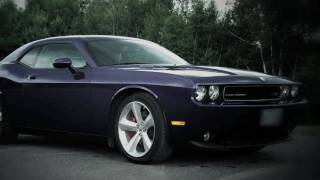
[127,115,136,138]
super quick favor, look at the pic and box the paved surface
[0,126,319,180]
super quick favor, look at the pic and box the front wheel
[114,93,173,163]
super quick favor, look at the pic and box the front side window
[34,43,87,69]
[86,39,189,66]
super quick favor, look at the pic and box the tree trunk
[259,45,267,74]
[278,45,283,76]
[217,41,223,66]
[136,26,139,38]
[245,63,251,70]
[291,54,299,79]
[112,4,115,35]
[204,34,211,59]
[270,40,276,75]
[192,32,198,64]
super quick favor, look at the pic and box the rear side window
[19,46,42,67]
[35,44,86,69]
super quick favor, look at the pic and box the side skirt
[18,127,109,145]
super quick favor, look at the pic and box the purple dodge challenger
[0,36,306,163]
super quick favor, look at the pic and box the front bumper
[165,100,306,147]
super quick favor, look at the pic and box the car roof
[1,35,150,63]
[34,35,145,43]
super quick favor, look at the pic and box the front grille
[223,85,281,102]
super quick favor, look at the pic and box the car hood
[102,65,296,85]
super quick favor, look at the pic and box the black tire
[114,92,173,163]
[0,105,18,143]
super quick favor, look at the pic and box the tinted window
[86,39,189,66]
[19,46,42,67]
[34,44,86,69]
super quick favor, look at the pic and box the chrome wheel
[118,101,155,158]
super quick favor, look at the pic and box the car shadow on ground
[7,135,280,168]
[168,147,278,167]
[1,127,319,180]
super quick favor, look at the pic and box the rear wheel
[0,105,18,143]
[114,93,173,163]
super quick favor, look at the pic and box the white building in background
[12,0,26,9]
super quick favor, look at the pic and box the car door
[19,42,97,134]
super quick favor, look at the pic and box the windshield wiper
[110,63,190,69]
[157,64,191,69]
[111,62,152,66]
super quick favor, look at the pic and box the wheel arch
[107,85,161,147]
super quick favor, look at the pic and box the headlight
[280,86,290,99]
[208,86,219,101]
[291,86,299,98]
[195,86,207,102]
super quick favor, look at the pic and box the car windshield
[86,38,189,66]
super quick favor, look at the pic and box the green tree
[82,0,114,34]
[0,0,24,57]
[143,0,172,42]
[160,14,193,61]
[188,0,219,65]
[21,3,49,42]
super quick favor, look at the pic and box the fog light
[203,131,210,142]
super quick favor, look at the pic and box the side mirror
[53,58,72,69]
[53,57,85,80]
